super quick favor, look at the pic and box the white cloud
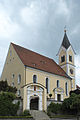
[20,0,48,27]
[71,24,80,35]
[56,0,70,16]
[0,3,20,39]
[0,46,7,76]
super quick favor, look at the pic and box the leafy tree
[70,93,80,115]
[62,96,73,114]
[0,80,17,93]
[0,81,19,116]
[62,93,80,115]
[70,89,80,96]
[0,92,19,116]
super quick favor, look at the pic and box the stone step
[30,110,50,120]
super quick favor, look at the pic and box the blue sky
[0,0,80,86]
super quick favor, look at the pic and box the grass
[50,114,77,118]
[0,116,33,119]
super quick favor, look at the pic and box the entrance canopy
[23,83,47,111]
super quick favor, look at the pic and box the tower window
[57,80,59,88]
[33,75,37,83]
[61,55,65,62]
[65,82,68,96]
[46,78,49,93]
[69,55,72,62]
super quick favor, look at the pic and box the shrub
[47,102,62,116]
[49,94,52,98]
[0,92,19,116]
[21,110,31,116]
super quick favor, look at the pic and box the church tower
[57,30,76,90]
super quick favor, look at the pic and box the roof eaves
[25,65,72,80]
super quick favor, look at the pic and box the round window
[70,69,73,74]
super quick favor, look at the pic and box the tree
[62,93,80,115]
[0,92,19,116]
[70,89,80,96]
[70,93,80,115]
[0,80,17,93]
[0,80,19,116]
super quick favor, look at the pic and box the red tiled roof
[11,43,71,79]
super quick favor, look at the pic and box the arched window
[65,82,68,96]
[57,80,59,88]
[12,82,14,87]
[17,90,21,96]
[46,78,49,93]
[33,75,37,83]
[69,55,72,62]
[18,74,21,84]
[61,55,65,63]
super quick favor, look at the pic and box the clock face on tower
[70,69,73,74]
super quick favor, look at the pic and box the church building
[1,31,75,111]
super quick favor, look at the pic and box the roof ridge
[11,42,71,79]
[11,42,54,61]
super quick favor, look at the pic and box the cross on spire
[64,25,67,33]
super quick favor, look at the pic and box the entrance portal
[30,97,39,110]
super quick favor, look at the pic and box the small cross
[64,25,67,32]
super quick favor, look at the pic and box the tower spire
[62,27,71,49]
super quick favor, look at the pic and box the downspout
[71,79,72,91]
[23,65,27,111]
[24,65,26,85]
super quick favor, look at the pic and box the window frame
[57,80,59,88]
[12,74,15,79]
[61,55,65,63]
[69,55,72,62]
[33,75,37,83]
[65,82,68,96]
[12,82,14,87]
[18,74,21,84]
[17,90,21,96]
[46,78,49,93]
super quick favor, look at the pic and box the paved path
[30,110,50,120]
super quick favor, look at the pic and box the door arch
[30,96,39,110]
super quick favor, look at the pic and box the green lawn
[0,116,33,119]
[50,114,77,118]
